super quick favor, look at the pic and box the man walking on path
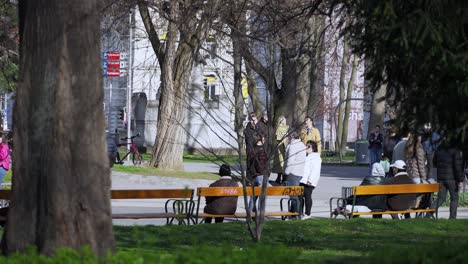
[430,142,464,219]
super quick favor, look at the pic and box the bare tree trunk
[368,83,387,138]
[231,26,257,239]
[336,40,349,153]
[279,47,298,126]
[246,63,263,115]
[139,1,221,169]
[340,55,358,154]
[4,0,114,256]
[307,15,326,118]
[295,52,311,125]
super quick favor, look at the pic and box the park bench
[194,186,303,223]
[0,189,195,225]
[329,183,440,219]
[111,189,195,225]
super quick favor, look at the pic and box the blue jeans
[369,148,382,173]
[0,167,7,190]
[285,175,302,214]
[249,175,263,213]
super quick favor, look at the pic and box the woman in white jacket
[300,141,322,219]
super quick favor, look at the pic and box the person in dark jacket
[244,112,266,152]
[383,128,399,162]
[247,135,268,213]
[386,160,416,219]
[368,125,383,173]
[204,164,239,223]
[430,142,464,219]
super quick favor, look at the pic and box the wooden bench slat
[112,213,181,219]
[353,184,439,195]
[198,212,299,219]
[197,186,303,197]
[351,208,436,216]
[111,189,194,199]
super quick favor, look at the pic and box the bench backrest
[0,189,196,199]
[197,186,303,197]
[111,189,194,199]
[353,184,439,196]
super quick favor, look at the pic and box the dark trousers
[205,217,224,224]
[426,153,435,179]
[433,180,459,219]
[300,183,315,215]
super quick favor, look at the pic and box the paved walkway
[111,163,468,225]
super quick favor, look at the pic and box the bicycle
[115,133,143,165]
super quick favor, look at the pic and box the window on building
[203,75,219,109]
[205,37,217,60]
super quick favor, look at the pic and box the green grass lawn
[0,210,466,263]
[112,219,468,263]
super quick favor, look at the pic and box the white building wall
[322,17,366,151]
[131,10,238,151]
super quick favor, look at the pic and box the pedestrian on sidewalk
[284,129,306,217]
[368,125,383,175]
[430,141,464,219]
[405,132,427,183]
[247,135,268,213]
[272,116,289,184]
[0,133,10,189]
[300,141,321,219]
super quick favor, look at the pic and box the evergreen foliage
[346,0,467,140]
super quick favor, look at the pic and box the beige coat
[273,124,288,173]
[406,144,427,182]
[300,126,322,153]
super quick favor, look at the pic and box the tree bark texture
[307,15,326,119]
[368,83,387,138]
[340,55,358,154]
[278,47,298,127]
[336,40,349,152]
[5,0,115,256]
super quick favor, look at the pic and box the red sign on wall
[107,52,121,61]
[106,69,121,77]
[107,61,121,69]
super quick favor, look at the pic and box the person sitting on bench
[386,160,417,219]
[345,162,387,218]
[204,164,239,224]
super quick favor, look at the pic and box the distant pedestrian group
[365,123,465,219]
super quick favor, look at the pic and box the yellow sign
[241,78,248,99]
[206,76,217,84]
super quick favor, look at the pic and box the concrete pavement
[111,163,468,225]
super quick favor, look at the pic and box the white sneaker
[302,214,311,220]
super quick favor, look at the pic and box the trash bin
[355,141,369,164]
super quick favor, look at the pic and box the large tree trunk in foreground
[4,0,115,256]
